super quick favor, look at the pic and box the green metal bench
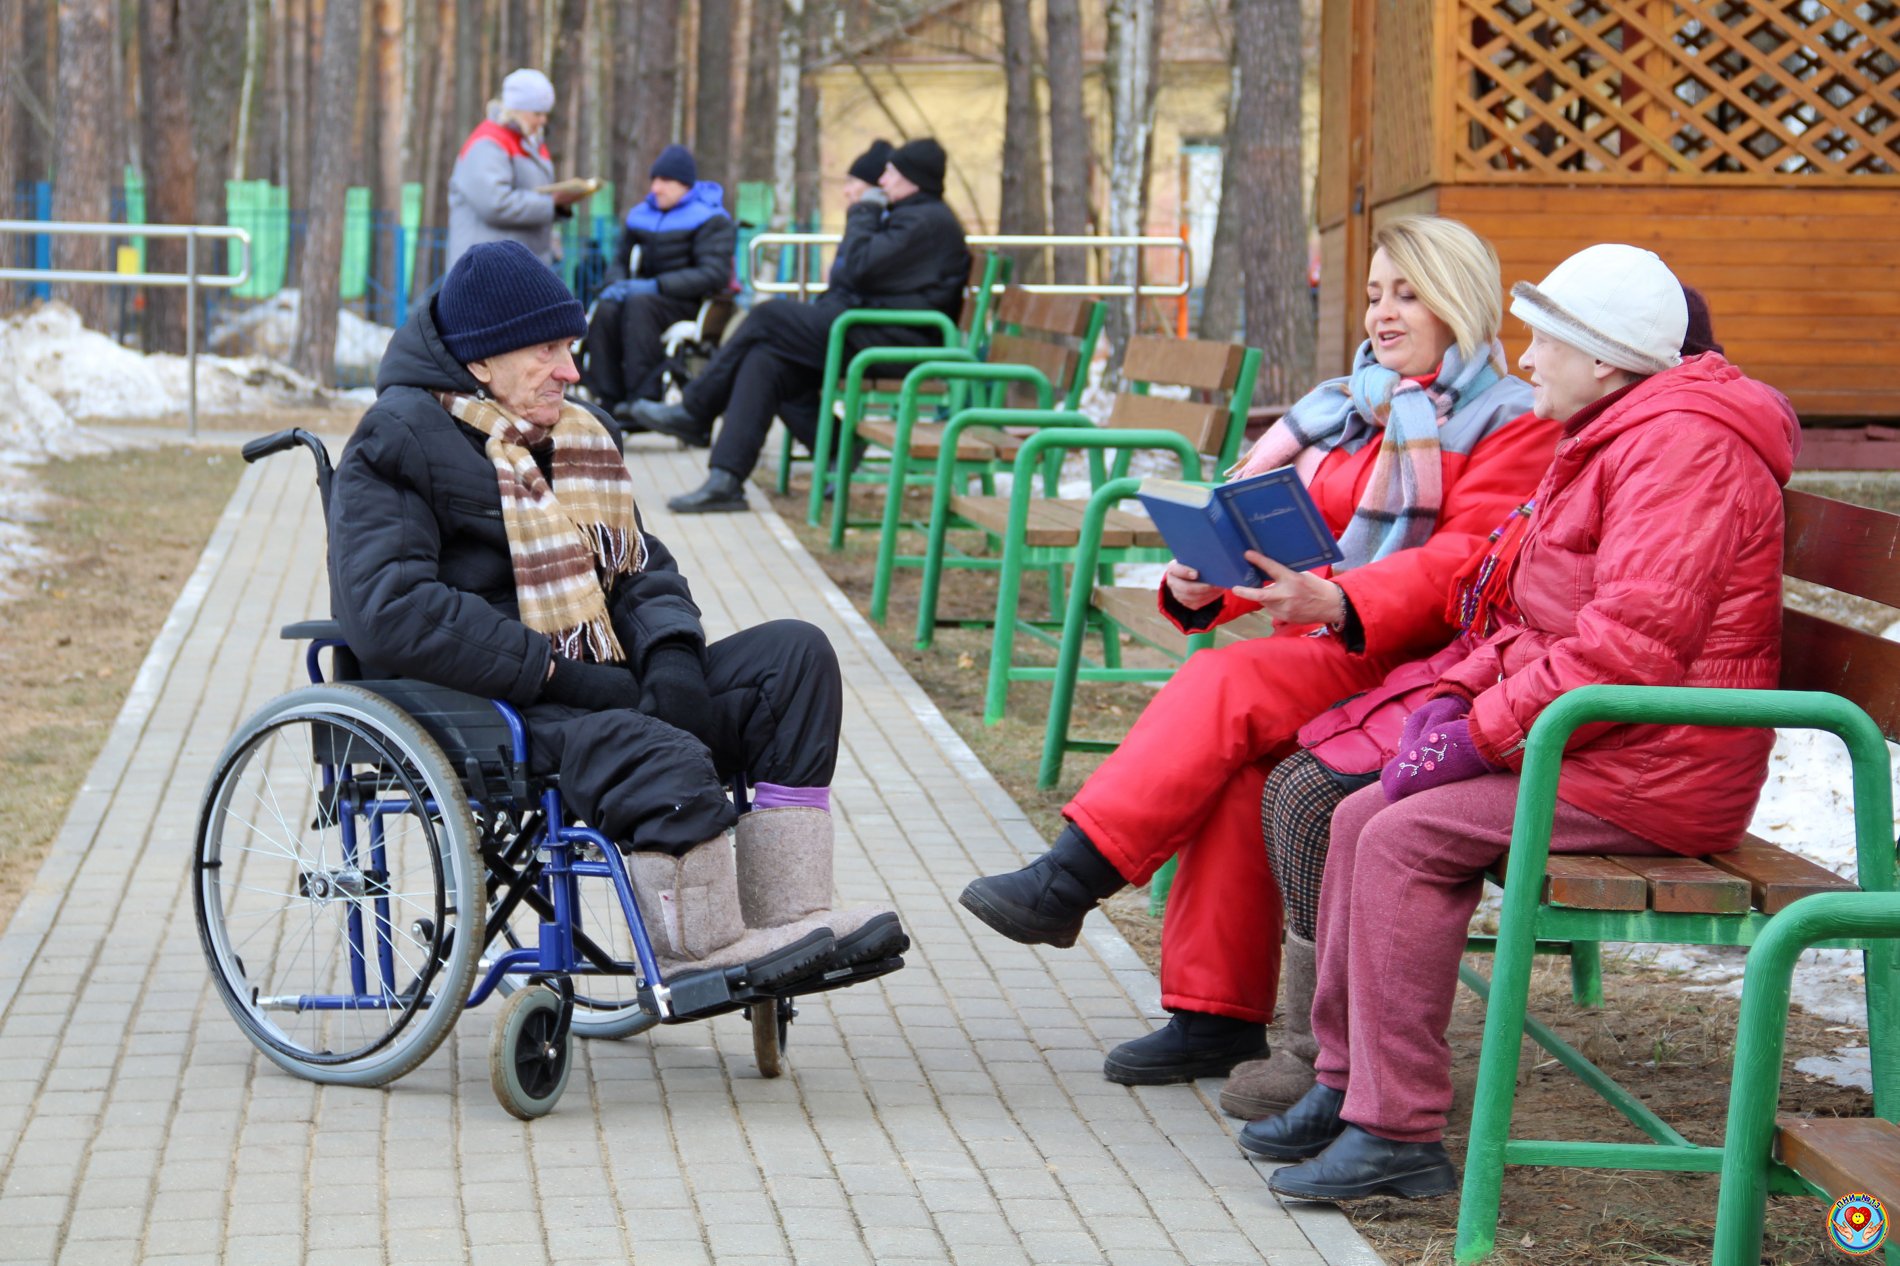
[1452,487,1900,1262]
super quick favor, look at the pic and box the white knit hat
[1509,244,1687,376]
[501,68,556,113]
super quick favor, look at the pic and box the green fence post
[122,165,147,270]
[339,187,371,301]
[399,181,423,296]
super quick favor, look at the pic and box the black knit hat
[435,240,586,364]
[847,138,894,184]
[650,143,697,185]
[889,138,946,196]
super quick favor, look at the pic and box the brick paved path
[0,431,1378,1265]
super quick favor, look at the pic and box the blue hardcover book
[1136,467,1343,589]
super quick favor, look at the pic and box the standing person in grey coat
[445,68,591,270]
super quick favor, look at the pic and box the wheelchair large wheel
[194,684,485,1087]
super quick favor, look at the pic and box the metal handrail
[0,220,254,436]
[747,231,1191,301]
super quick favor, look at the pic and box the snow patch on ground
[1,301,332,428]
[209,290,394,380]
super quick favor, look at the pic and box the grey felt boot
[628,836,835,990]
[733,806,909,966]
[1221,932,1320,1119]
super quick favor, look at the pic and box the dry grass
[0,445,243,934]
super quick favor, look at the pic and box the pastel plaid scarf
[441,393,645,662]
[1229,340,1502,570]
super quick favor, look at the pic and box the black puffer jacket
[328,298,706,706]
[826,191,970,319]
[607,181,736,301]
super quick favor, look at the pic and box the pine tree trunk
[1234,0,1312,401]
[548,0,585,169]
[1043,0,1089,285]
[140,0,198,353]
[291,0,363,384]
[739,0,779,185]
[52,0,115,332]
[1104,0,1156,362]
[694,0,733,199]
[22,1,58,188]
[232,0,268,181]
[631,0,682,188]
[998,0,1047,282]
[1198,47,1243,342]
[792,0,822,232]
[0,0,24,231]
[771,0,801,230]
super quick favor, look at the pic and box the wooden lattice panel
[1451,0,1900,182]
[1372,0,1442,200]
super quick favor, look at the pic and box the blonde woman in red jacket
[1238,244,1799,1201]
[959,216,1560,1085]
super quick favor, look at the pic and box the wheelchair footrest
[776,955,906,1000]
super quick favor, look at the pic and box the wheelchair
[575,294,736,414]
[192,427,902,1119]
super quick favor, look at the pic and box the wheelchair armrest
[282,618,344,641]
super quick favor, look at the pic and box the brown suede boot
[1221,932,1319,1119]
[732,806,908,966]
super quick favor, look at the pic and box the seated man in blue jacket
[580,144,736,420]
[632,138,970,513]
[328,240,903,987]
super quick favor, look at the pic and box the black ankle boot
[1237,1082,1346,1161]
[957,824,1124,949]
[668,469,749,514]
[1102,1011,1268,1085]
[631,399,712,447]
[1265,1125,1457,1201]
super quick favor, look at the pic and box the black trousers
[580,292,700,407]
[524,619,842,854]
[682,298,936,479]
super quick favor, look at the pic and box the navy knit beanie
[650,143,698,186]
[889,138,946,197]
[847,138,894,184]
[435,240,586,364]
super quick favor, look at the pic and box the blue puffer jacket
[608,181,737,300]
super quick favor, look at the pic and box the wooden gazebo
[1313,0,1899,423]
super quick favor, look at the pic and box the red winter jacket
[1163,406,1562,663]
[1435,354,1799,855]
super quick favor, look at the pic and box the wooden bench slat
[1784,488,1900,607]
[1120,335,1247,391]
[855,419,996,462]
[1090,585,1274,651]
[1707,839,1858,915]
[962,427,1025,461]
[1775,1115,1900,1210]
[1105,394,1228,454]
[1492,854,1649,910]
[950,496,1132,548]
[1606,855,1753,914]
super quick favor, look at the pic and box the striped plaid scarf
[1229,340,1502,570]
[441,393,645,663]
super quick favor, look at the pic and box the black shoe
[1102,1011,1268,1085]
[610,400,649,433]
[1237,1082,1347,1161]
[667,469,749,514]
[957,824,1125,949]
[631,399,712,447]
[831,912,910,969]
[1265,1125,1458,1202]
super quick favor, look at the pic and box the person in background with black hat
[579,144,738,421]
[631,137,971,514]
[842,138,895,207]
[327,239,908,986]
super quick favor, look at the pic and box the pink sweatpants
[1310,775,1667,1142]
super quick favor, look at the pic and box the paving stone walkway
[0,427,1379,1265]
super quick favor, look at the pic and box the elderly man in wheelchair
[195,240,904,1117]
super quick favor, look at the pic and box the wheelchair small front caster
[749,996,795,1078]
[490,986,571,1118]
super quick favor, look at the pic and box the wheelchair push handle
[242,427,336,517]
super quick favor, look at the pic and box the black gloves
[639,642,726,755]
[540,655,643,713]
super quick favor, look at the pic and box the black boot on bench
[958,823,1125,949]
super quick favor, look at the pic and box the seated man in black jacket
[579,144,736,419]
[633,138,971,513]
[329,240,904,987]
